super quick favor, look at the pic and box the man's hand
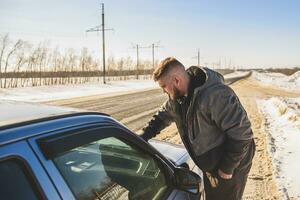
[218,169,232,180]
[205,172,219,188]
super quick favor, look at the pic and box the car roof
[0,100,113,146]
[0,100,81,128]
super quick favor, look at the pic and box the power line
[131,42,163,79]
[0,27,88,39]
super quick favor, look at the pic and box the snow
[0,79,158,102]
[257,97,300,199]
[223,71,250,79]
[253,71,300,92]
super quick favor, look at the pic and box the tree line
[0,34,155,88]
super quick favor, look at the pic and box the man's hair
[152,57,184,81]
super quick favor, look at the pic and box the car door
[0,141,61,200]
[29,122,197,200]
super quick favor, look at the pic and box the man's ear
[173,76,180,86]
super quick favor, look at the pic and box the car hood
[149,139,190,166]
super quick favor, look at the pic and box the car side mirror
[173,167,201,195]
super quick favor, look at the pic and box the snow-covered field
[258,97,300,199]
[253,71,300,92]
[0,80,158,102]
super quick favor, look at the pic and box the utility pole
[132,44,147,80]
[150,42,163,70]
[192,48,201,67]
[152,43,155,69]
[197,49,200,67]
[101,3,106,84]
[86,3,113,84]
[136,44,139,79]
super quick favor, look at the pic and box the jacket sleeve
[140,100,175,141]
[208,85,253,174]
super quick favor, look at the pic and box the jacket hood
[186,66,225,93]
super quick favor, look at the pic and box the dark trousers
[203,141,255,200]
[203,167,250,200]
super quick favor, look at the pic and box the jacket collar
[176,66,207,105]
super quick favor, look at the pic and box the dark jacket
[141,66,255,174]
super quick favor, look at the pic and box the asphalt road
[47,88,168,132]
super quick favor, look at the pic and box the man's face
[158,76,181,100]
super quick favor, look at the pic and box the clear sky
[1,0,299,68]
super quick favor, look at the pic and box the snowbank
[257,97,300,199]
[0,80,158,102]
[253,71,300,92]
[223,71,250,79]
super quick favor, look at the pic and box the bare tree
[66,48,76,84]
[10,41,29,87]
[0,34,9,87]
[124,56,133,70]
[3,39,24,88]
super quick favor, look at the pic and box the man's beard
[168,86,182,101]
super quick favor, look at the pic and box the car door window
[0,159,43,200]
[53,136,169,200]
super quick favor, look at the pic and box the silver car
[0,101,204,200]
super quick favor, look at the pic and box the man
[141,57,255,200]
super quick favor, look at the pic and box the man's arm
[141,100,175,141]
[208,86,253,176]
